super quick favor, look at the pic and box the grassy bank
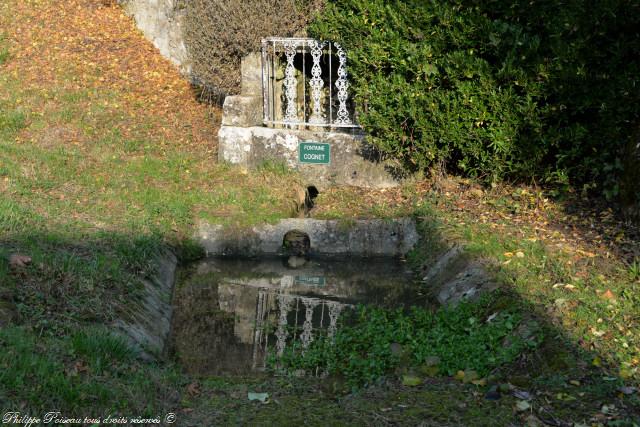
[0,0,300,417]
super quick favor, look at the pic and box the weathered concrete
[113,247,177,359]
[421,245,499,305]
[197,218,419,257]
[221,96,263,127]
[218,126,401,190]
[121,0,189,73]
[241,53,263,97]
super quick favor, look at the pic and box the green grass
[256,158,293,176]
[0,3,310,417]
[629,258,640,282]
[0,326,180,415]
[0,3,302,345]
[1,1,639,424]
[0,34,9,65]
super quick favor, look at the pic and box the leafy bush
[183,0,324,98]
[273,297,537,388]
[309,0,640,192]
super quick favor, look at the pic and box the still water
[169,256,416,376]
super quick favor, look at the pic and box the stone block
[197,218,419,257]
[217,125,402,189]
[221,96,263,127]
[241,52,263,96]
[123,0,189,72]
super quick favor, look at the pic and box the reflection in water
[170,257,414,376]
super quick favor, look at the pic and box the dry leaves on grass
[8,254,31,268]
[0,0,218,152]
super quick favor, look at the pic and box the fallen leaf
[513,390,532,400]
[9,254,31,268]
[555,392,576,401]
[248,392,269,403]
[600,404,617,415]
[619,368,633,380]
[617,386,637,395]
[187,382,200,396]
[486,312,498,322]
[515,400,531,412]
[601,289,615,300]
[402,374,422,387]
[462,370,479,384]
[592,356,602,367]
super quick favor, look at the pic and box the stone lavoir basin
[116,217,495,377]
[168,255,417,376]
[165,217,495,376]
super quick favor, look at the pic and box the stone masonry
[218,53,403,190]
[121,0,190,74]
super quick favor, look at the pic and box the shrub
[309,0,640,192]
[183,0,324,99]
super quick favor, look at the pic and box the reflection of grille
[261,37,360,129]
[252,289,350,370]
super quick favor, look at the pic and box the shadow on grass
[0,212,638,424]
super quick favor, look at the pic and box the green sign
[294,276,326,287]
[299,141,331,165]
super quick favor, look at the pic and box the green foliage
[310,0,640,192]
[274,296,538,388]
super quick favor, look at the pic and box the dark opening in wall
[305,185,319,213]
[282,230,310,257]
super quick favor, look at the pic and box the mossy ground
[0,0,639,425]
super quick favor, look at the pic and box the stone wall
[113,248,177,359]
[121,0,189,73]
[197,218,419,257]
[218,53,404,189]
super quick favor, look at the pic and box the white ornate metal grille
[261,37,360,129]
